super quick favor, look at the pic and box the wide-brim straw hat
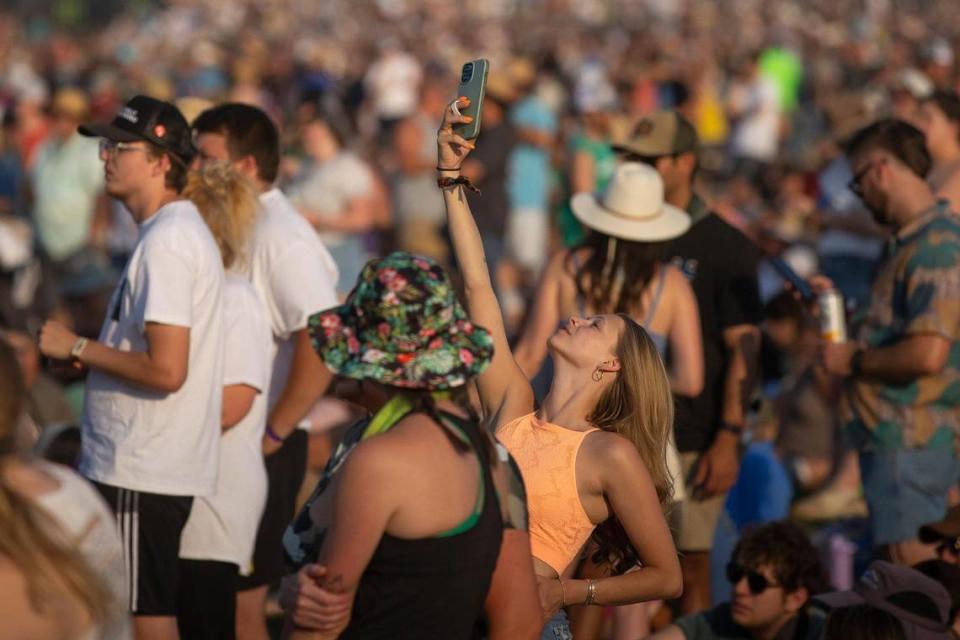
[571,162,690,242]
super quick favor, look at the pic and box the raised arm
[438,97,533,425]
[513,251,566,379]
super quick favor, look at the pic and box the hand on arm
[39,320,189,393]
[557,436,682,607]
[438,97,533,424]
[279,564,352,635]
[284,442,397,639]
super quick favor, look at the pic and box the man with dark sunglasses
[651,521,829,640]
[920,506,960,567]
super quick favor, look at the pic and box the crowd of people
[3,0,960,639]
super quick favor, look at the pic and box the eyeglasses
[847,159,885,197]
[726,563,780,595]
[98,139,150,159]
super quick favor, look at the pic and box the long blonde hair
[0,340,111,625]
[588,314,674,574]
[184,162,259,270]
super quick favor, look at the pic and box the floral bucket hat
[308,252,494,390]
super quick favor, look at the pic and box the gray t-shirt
[674,603,824,640]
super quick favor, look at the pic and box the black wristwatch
[719,421,744,436]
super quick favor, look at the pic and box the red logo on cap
[154,124,166,138]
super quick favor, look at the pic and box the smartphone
[453,59,489,140]
[769,256,814,302]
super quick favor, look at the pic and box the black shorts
[238,428,308,591]
[93,481,193,616]
[177,559,239,640]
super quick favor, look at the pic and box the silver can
[818,289,847,343]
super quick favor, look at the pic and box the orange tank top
[497,413,599,575]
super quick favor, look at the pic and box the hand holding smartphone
[768,256,815,302]
[453,59,489,140]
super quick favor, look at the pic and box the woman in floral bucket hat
[438,96,682,639]
[278,251,541,640]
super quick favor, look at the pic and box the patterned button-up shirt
[844,201,960,452]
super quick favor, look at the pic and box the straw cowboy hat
[571,162,690,242]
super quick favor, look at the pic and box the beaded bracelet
[437,175,481,194]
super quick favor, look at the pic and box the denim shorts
[540,609,572,640]
[860,449,958,546]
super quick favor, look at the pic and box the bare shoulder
[581,429,645,469]
[662,263,692,291]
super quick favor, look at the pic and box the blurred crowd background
[5,0,960,634]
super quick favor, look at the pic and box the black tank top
[339,409,504,640]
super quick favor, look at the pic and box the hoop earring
[592,368,604,382]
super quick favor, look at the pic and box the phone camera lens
[462,63,473,82]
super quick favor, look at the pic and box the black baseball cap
[813,561,952,640]
[79,95,195,165]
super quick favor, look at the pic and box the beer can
[818,289,847,343]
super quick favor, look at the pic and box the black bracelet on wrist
[719,421,744,436]
[436,165,462,172]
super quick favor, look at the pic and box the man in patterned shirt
[821,119,960,565]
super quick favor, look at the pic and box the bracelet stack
[584,579,598,606]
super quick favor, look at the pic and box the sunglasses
[726,563,780,595]
[937,537,960,556]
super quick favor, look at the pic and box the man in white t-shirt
[192,103,339,640]
[38,95,225,640]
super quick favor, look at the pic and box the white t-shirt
[180,275,271,571]
[287,152,374,248]
[730,75,781,162]
[35,461,132,640]
[364,51,422,120]
[80,200,225,496]
[251,189,340,408]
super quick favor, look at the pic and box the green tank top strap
[426,409,488,539]
[361,395,489,539]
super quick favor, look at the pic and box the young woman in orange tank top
[438,97,682,637]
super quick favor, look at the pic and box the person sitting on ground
[813,560,953,640]
[650,520,829,640]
